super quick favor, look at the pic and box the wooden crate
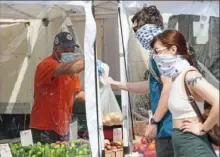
[115,149,123,157]
[105,150,116,157]
[105,149,123,157]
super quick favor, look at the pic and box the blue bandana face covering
[135,24,162,51]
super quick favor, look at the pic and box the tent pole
[92,1,104,157]
[117,4,135,142]
[117,0,135,155]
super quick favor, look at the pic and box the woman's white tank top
[168,68,204,119]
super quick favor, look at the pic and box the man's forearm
[54,59,84,77]
[153,86,171,122]
[112,80,149,94]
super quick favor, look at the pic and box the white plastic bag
[99,63,122,126]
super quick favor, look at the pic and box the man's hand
[75,91,85,102]
[144,124,157,143]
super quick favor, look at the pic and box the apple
[106,145,111,150]
[134,143,141,151]
[139,144,148,152]
[111,146,117,150]
[116,145,121,149]
[148,143,155,150]
[144,150,156,157]
[141,137,148,144]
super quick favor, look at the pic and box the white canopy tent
[0,1,219,157]
[119,1,219,155]
[0,1,105,157]
[121,0,219,114]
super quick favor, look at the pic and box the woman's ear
[171,45,177,54]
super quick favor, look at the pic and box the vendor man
[30,32,85,144]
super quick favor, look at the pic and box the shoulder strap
[184,70,205,122]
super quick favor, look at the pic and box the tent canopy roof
[122,1,219,17]
[0,1,118,21]
[0,1,87,21]
[0,1,218,22]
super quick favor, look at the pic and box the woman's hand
[180,119,206,136]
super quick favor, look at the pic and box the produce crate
[105,150,116,157]
[132,136,156,157]
[9,139,92,157]
[115,149,123,157]
[105,149,123,157]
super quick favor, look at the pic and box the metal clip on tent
[42,18,49,27]
[24,22,30,27]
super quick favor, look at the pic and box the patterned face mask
[153,54,190,78]
[135,24,162,51]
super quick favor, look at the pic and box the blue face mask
[59,52,75,63]
[59,52,82,63]
[135,24,162,51]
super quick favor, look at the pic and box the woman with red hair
[150,29,219,157]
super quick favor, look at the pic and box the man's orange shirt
[30,56,82,136]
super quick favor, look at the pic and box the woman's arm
[153,75,172,122]
[186,71,219,131]
[107,77,149,94]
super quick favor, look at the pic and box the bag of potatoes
[99,62,123,126]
